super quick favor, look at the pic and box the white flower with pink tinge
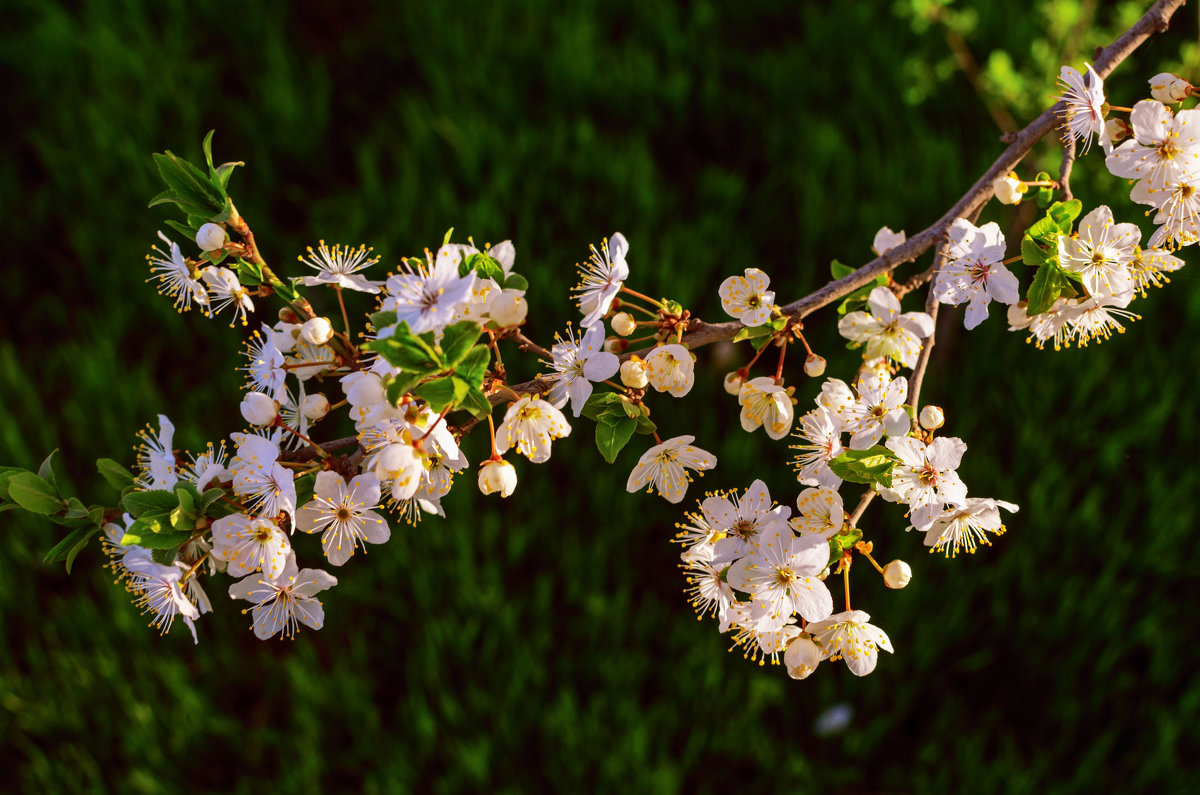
[211,514,293,580]
[495,396,572,464]
[572,233,629,328]
[702,479,790,564]
[228,555,337,640]
[1058,205,1140,299]
[546,323,620,417]
[924,497,1019,557]
[1130,176,1200,249]
[837,286,934,368]
[1106,100,1200,189]
[297,241,382,294]
[296,471,391,566]
[806,610,894,677]
[738,377,794,440]
[727,525,833,628]
[935,218,1020,329]
[885,435,970,530]
[625,435,716,504]
[123,551,202,643]
[790,487,844,539]
[840,372,911,451]
[1057,63,1111,155]
[790,407,844,489]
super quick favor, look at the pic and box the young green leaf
[439,321,483,366]
[455,345,491,388]
[7,473,65,515]
[121,527,193,549]
[503,273,529,291]
[97,459,136,492]
[828,446,900,488]
[122,490,179,518]
[44,525,102,572]
[1027,263,1072,315]
[414,376,458,413]
[595,416,638,464]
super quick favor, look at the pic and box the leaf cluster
[1020,200,1084,315]
[580,392,657,463]
[367,320,494,419]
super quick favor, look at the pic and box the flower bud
[301,392,330,420]
[1106,117,1132,144]
[478,459,517,497]
[301,317,334,345]
[871,226,906,257]
[196,223,226,252]
[611,312,637,336]
[723,371,745,396]
[605,337,629,354]
[919,405,944,430]
[1149,72,1192,103]
[488,289,528,327]
[883,559,912,589]
[803,354,826,377]
[239,392,278,426]
[620,358,648,389]
[992,172,1026,206]
[784,635,822,680]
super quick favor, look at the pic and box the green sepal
[595,415,638,464]
[121,489,179,518]
[828,445,900,488]
[7,472,65,515]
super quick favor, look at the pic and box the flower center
[731,518,757,539]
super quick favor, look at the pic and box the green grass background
[2,0,1199,791]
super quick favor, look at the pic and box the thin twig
[1058,133,1077,202]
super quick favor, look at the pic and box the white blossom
[124,551,202,643]
[1130,175,1200,249]
[738,377,794,440]
[837,285,933,367]
[572,233,629,328]
[478,459,517,497]
[625,435,716,504]
[211,514,292,580]
[727,525,833,626]
[885,435,969,530]
[228,555,337,640]
[784,635,822,680]
[1106,100,1200,189]
[1127,246,1185,295]
[992,172,1026,205]
[1056,63,1111,154]
[195,223,226,252]
[135,414,177,491]
[147,231,209,313]
[644,344,695,397]
[200,266,254,326]
[789,407,844,489]
[240,324,288,400]
[882,560,912,589]
[1057,205,1139,298]
[703,479,790,564]
[924,497,1018,557]
[384,249,476,335]
[229,432,296,521]
[546,324,621,416]
[935,218,1020,329]
[840,372,911,451]
[1149,72,1192,103]
[806,610,894,677]
[298,241,382,293]
[871,226,906,256]
[296,471,390,566]
[240,392,278,427]
[495,396,571,464]
[718,268,775,327]
[790,487,844,539]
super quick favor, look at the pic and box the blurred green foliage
[2,0,1199,792]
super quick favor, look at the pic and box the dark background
[2,0,1199,792]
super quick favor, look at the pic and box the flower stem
[774,338,788,383]
[619,286,665,309]
[842,562,852,611]
[277,422,331,459]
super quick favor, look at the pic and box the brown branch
[622,0,1184,362]
[1058,133,1077,202]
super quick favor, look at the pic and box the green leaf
[1048,199,1082,228]
[828,445,900,488]
[458,387,494,420]
[439,321,482,366]
[731,324,773,344]
[122,490,179,518]
[455,345,491,388]
[0,466,31,501]
[503,273,529,291]
[367,322,444,371]
[214,161,243,191]
[595,416,638,464]
[202,129,217,172]
[44,525,102,572]
[830,259,855,280]
[414,376,458,413]
[199,487,227,514]
[152,151,226,217]
[1020,235,1053,267]
[152,546,184,566]
[121,526,193,549]
[7,473,65,515]
[634,413,657,435]
[170,485,197,532]
[63,497,90,520]
[386,371,426,405]
[369,310,398,330]
[618,397,641,419]
[38,449,69,497]
[464,253,505,284]
[1027,263,1072,315]
[97,458,136,492]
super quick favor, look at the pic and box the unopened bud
[992,172,1026,206]
[488,290,528,327]
[620,358,648,389]
[605,337,629,354]
[1105,117,1132,144]
[723,371,745,396]
[784,636,822,680]
[803,354,826,377]
[883,559,912,589]
[196,223,226,252]
[278,307,300,324]
[1149,72,1192,103]
[478,459,517,497]
[611,312,637,336]
[919,405,944,430]
[239,392,278,426]
[301,393,330,420]
[301,317,334,345]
